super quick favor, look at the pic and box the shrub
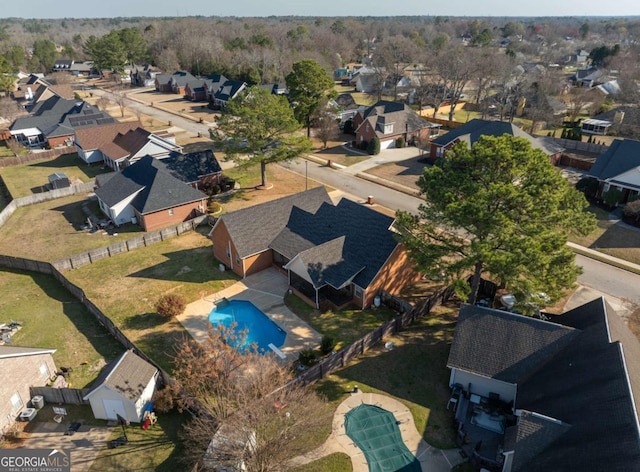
[396,136,405,148]
[153,387,175,413]
[575,177,599,199]
[320,335,336,355]
[220,177,235,192]
[298,348,318,367]
[603,188,623,208]
[343,119,354,135]
[367,136,381,155]
[623,199,640,223]
[207,201,222,215]
[156,294,186,319]
[359,140,368,151]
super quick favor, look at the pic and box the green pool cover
[344,404,421,472]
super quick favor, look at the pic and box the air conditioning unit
[19,408,37,422]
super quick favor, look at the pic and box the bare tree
[566,87,598,122]
[110,84,128,118]
[313,101,339,149]
[172,326,330,472]
[0,95,25,123]
[96,96,111,112]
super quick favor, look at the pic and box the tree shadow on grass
[128,248,238,284]
[31,153,111,180]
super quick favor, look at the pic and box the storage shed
[83,350,159,423]
[48,173,70,190]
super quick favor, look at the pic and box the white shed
[84,350,159,423]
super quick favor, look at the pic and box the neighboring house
[591,105,640,139]
[588,138,640,204]
[130,64,158,87]
[428,118,562,163]
[204,74,228,101]
[69,61,96,77]
[83,350,158,423]
[573,67,607,87]
[353,101,440,149]
[211,80,247,108]
[0,346,57,435]
[94,155,207,230]
[209,187,420,309]
[10,97,114,148]
[154,71,195,93]
[184,79,210,101]
[447,299,640,471]
[596,79,621,97]
[259,83,287,95]
[580,118,612,136]
[159,149,223,189]
[11,76,74,111]
[74,122,182,170]
[567,48,590,66]
[330,93,365,123]
[51,59,73,72]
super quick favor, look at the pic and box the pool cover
[344,404,422,472]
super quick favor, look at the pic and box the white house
[84,350,159,423]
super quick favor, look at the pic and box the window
[603,183,610,192]
[383,123,394,134]
[10,392,23,413]
[354,286,363,298]
[168,209,174,216]
[39,363,50,381]
[436,146,445,158]
[226,246,231,259]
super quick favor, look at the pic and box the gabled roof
[216,187,331,258]
[213,80,246,102]
[430,118,560,155]
[74,121,143,153]
[356,100,436,138]
[48,108,116,138]
[206,74,228,92]
[0,346,56,359]
[155,70,195,86]
[589,139,640,181]
[273,198,397,289]
[94,156,206,214]
[158,149,222,184]
[10,96,84,134]
[84,350,157,402]
[447,304,579,384]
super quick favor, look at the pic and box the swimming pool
[208,299,286,354]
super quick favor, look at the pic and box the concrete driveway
[17,421,112,472]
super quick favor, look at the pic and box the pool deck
[177,268,322,361]
[288,392,465,472]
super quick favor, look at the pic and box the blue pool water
[208,300,286,354]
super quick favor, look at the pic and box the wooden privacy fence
[51,214,208,271]
[297,286,453,385]
[0,147,76,167]
[29,386,91,405]
[0,254,171,388]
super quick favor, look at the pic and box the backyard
[0,193,147,261]
[0,152,110,198]
[0,268,124,387]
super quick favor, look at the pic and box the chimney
[614,111,625,125]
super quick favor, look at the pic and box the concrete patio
[177,267,322,361]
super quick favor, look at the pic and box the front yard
[0,268,124,387]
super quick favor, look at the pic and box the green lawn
[89,410,187,471]
[289,453,353,472]
[285,293,397,349]
[64,229,239,373]
[0,194,147,262]
[0,153,110,198]
[315,305,459,450]
[0,269,124,387]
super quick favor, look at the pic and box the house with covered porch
[588,138,640,205]
[208,187,419,309]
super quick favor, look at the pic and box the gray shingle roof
[10,96,85,135]
[431,119,559,156]
[217,187,331,258]
[0,346,55,358]
[213,80,246,102]
[271,198,397,289]
[447,305,579,383]
[589,139,640,181]
[356,100,436,139]
[158,150,222,184]
[86,350,157,402]
[94,156,206,214]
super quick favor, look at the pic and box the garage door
[102,398,127,421]
[380,139,395,150]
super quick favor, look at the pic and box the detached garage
[84,350,159,423]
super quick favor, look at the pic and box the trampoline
[344,404,421,472]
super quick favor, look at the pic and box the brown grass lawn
[64,229,239,373]
[0,153,111,198]
[569,205,640,265]
[0,194,148,262]
[153,98,219,124]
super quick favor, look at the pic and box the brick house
[94,155,207,231]
[158,149,223,189]
[154,71,196,93]
[353,101,440,150]
[209,187,420,309]
[210,80,247,109]
[428,118,563,163]
[0,346,57,435]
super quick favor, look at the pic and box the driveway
[17,421,112,472]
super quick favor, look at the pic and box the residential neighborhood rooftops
[159,149,222,184]
[589,138,640,182]
[94,156,206,215]
[357,100,438,138]
[74,121,143,153]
